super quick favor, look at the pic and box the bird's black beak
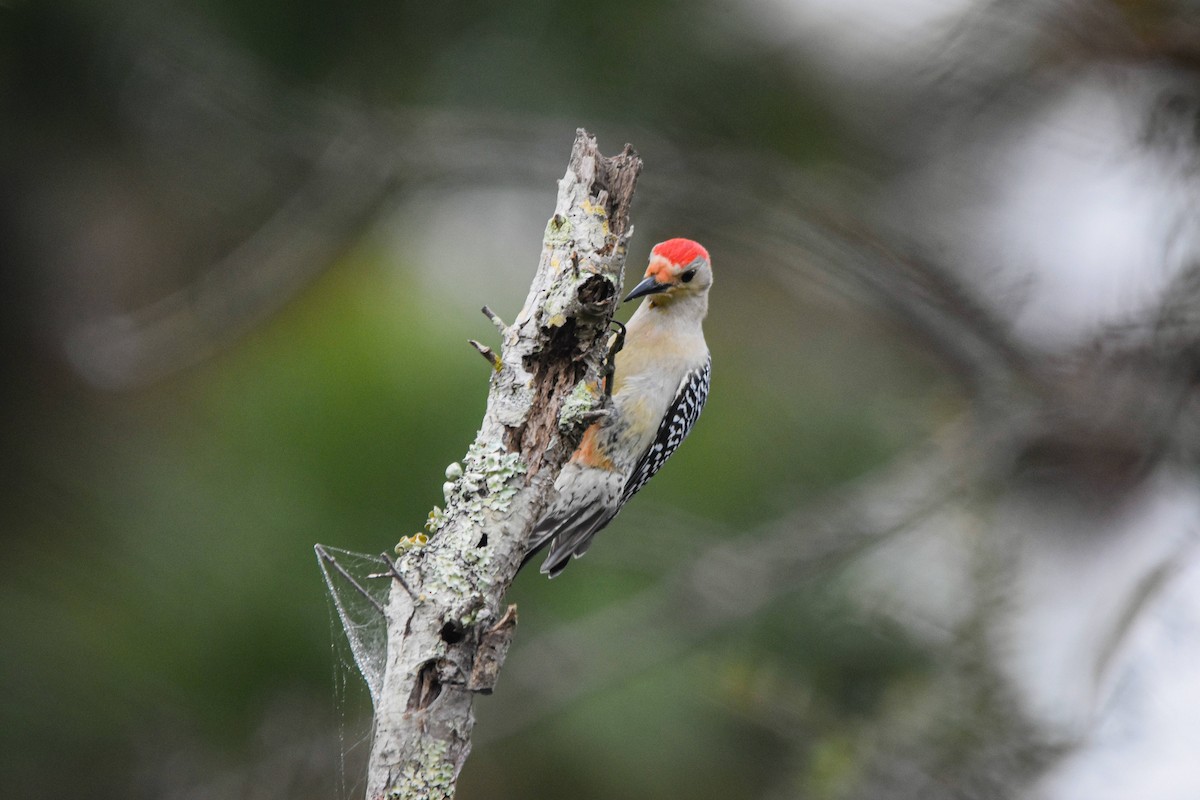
[624,276,670,303]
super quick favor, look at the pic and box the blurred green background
[1,1,953,797]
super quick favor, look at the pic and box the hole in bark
[577,274,615,310]
[440,620,466,644]
[476,533,488,548]
[407,659,443,711]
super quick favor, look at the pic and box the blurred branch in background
[481,418,1008,742]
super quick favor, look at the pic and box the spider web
[316,544,394,702]
[315,544,393,798]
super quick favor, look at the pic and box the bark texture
[364,130,642,799]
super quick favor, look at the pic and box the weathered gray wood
[364,130,642,799]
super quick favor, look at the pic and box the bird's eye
[680,268,697,283]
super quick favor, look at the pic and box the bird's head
[624,238,712,308]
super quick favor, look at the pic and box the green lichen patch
[544,213,574,248]
[422,544,480,598]
[387,738,456,800]
[413,439,529,552]
[395,532,430,554]
[430,440,528,537]
[559,378,602,431]
[466,440,526,497]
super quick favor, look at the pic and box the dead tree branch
[362,130,641,799]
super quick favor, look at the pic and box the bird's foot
[604,320,626,397]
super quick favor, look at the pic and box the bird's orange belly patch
[572,423,614,470]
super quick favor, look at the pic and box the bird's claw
[604,320,627,397]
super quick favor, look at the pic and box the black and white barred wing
[621,356,711,503]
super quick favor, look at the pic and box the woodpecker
[528,238,713,577]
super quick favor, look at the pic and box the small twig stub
[468,339,502,371]
[481,305,508,336]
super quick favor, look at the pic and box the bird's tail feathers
[531,505,614,578]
